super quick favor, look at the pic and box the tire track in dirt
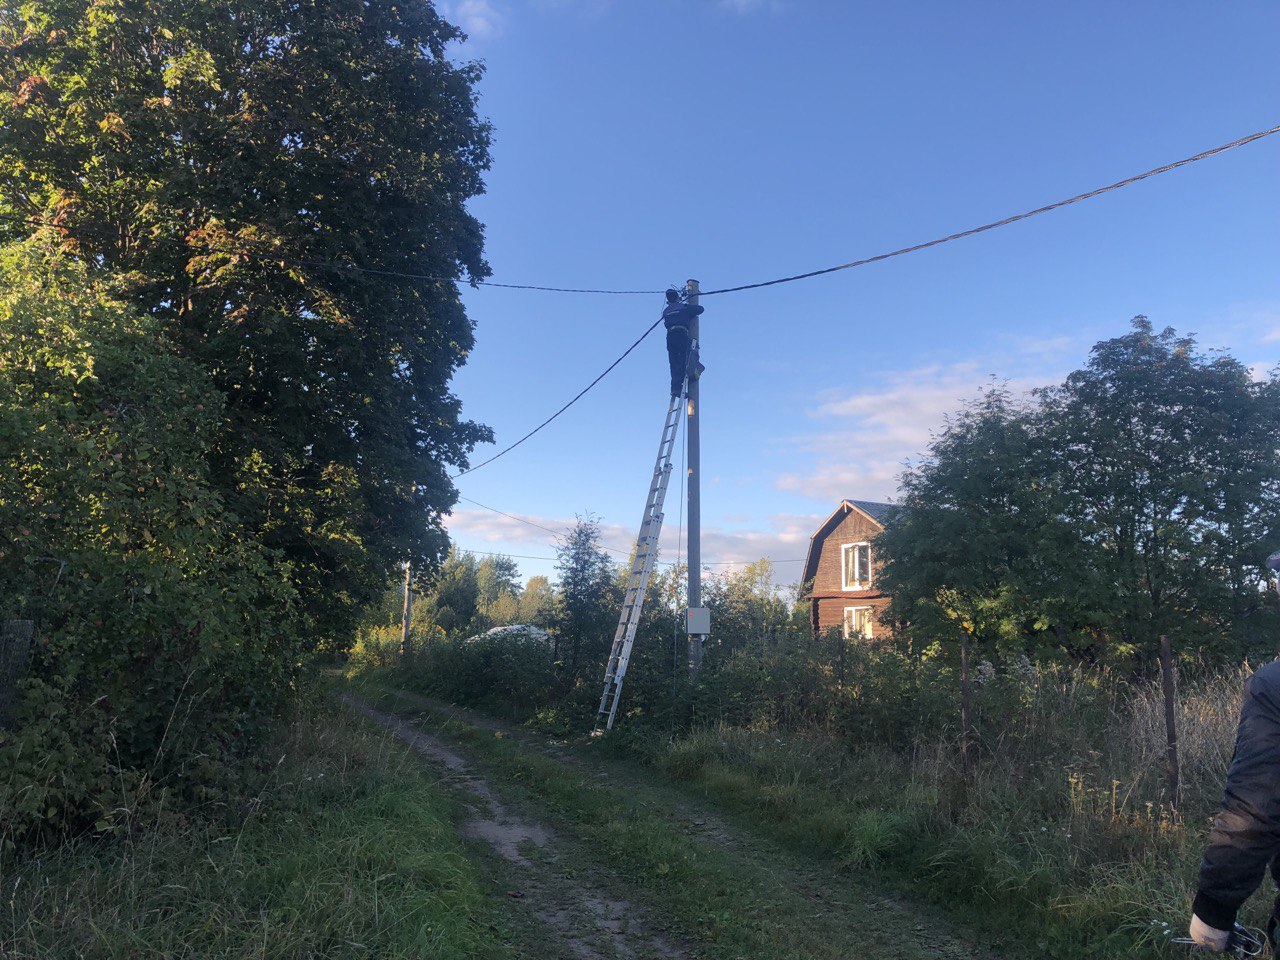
[362,687,1017,960]
[343,696,687,960]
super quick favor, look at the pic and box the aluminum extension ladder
[594,381,686,732]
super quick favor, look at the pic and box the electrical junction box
[686,607,711,635]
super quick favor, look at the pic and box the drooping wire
[4,123,1274,300]
[697,123,1280,296]
[0,210,664,294]
[454,495,635,558]
[452,315,665,477]
[451,124,1279,477]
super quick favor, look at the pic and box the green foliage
[551,517,620,681]
[0,242,297,844]
[400,627,559,720]
[423,550,484,638]
[702,559,794,654]
[517,574,556,628]
[1039,319,1280,660]
[879,319,1280,669]
[1,691,510,959]
[0,0,493,646]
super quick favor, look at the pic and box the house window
[843,606,874,640]
[841,542,871,590]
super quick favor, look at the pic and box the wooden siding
[811,509,883,596]
[814,596,892,638]
[807,505,888,637]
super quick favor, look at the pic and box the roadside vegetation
[1,0,491,842]
[0,687,511,959]
[350,322,1280,958]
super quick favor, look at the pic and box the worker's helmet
[665,288,681,304]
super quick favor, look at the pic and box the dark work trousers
[667,326,691,396]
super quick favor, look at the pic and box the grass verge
[0,684,511,960]
[354,681,1007,960]
[355,675,1263,960]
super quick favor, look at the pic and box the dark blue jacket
[662,301,704,332]
[1194,659,1280,929]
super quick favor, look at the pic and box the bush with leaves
[0,243,297,845]
[0,0,493,648]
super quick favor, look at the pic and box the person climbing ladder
[662,288,704,397]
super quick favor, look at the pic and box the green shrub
[0,243,298,846]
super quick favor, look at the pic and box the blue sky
[436,0,1280,586]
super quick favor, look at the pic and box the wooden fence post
[1,619,35,729]
[1159,634,1180,808]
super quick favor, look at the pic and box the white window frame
[843,605,874,640]
[840,541,871,590]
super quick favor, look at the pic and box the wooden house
[800,499,896,639]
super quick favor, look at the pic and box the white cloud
[445,507,819,576]
[443,0,506,39]
[775,343,1080,504]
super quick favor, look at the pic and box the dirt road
[344,688,1019,960]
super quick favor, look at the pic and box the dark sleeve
[1194,664,1280,928]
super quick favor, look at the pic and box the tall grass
[652,660,1252,958]
[0,688,508,959]
[356,625,1262,956]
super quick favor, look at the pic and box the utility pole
[685,278,710,674]
[400,557,413,657]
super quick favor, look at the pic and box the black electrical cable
[697,123,1280,296]
[451,316,665,477]
[5,123,1274,297]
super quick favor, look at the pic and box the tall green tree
[877,386,1093,663]
[1038,318,1280,659]
[553,517,618,680]
[517,575,556,628]
[463,553,517,627]
[420,549,481,638]
[879,320,1280,668]
[0,0,493,644]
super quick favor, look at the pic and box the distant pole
[686,278,705,675]
[400,558,413,657]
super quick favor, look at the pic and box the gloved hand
[1189,913,1232,952]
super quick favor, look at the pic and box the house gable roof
[800,499,896,586]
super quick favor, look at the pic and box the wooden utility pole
[685,278,709,675]
[1159,635,1180,807]
[400,558,413,657]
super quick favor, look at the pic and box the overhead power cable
[697,122,1280,296]
[4,123,1274,297]
[0,209,663,294]
[450,124,1279,477]
[452,316,666,477]
[454,495,635,558]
